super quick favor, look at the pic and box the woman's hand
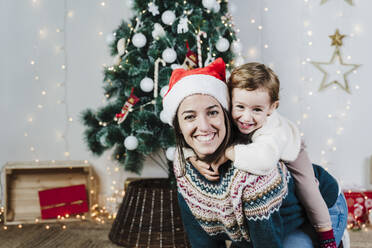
[188,156,219,181]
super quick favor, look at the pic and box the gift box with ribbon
[343,191,372,226]
[38,184,89,219]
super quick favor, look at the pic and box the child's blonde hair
[228,63,280,104]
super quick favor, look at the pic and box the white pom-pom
[202,0,216,10]
[132,33,146,48]
[231,40,242,54]
[162,48,177,63]
[160,85,169,98]
[117,38,126,55]
[152,23,165,39]
[140,77,154,92]
[216,37,230,52]
[160,110,168,124]
[166,147,176,161]
[124,136,138,150]
[161,10,176,25]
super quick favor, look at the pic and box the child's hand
[188,156,219,181]
[225,146,235,161]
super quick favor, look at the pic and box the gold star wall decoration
[320,0,353,5]
[310,29,361,94]
[329,29,345,46]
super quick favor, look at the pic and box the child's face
[231,88,278,135]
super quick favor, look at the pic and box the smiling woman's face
[177,94,226,159]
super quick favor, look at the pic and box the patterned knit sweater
[175,159,290,243]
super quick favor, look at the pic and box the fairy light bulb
[67,10,74,18]
[250,19,255,23]
[30,60,35,65]
[258,25,263,30]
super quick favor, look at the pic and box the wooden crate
[3,160,97,225]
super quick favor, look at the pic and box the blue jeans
[283,193,348,248]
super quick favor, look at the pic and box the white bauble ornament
[234,56,245,66]
[159,110,168,124]
[132,33,146,48]
[226,70,231,81]
[162,48,177,63]
[166,147,176,161]
[106,33,115,44]
[212,1,220,13]
[231,40,242,54]
[160,85,169,97]
[117,38,126,55]
[216,38,230,52]
[140,77,154,92]
[161,10,176,25]
[152,23,165,39]
[99,134,109,147]
[124,136,138,150]
[202,0,216,10]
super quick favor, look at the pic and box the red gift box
[343,191,372,225]
[38,184,89,219]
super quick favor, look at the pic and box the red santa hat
[162,57,229,126]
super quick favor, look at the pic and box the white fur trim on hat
[162,74,229,126]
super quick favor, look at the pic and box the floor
[0,220,371,248]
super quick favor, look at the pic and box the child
[186,62,338,248]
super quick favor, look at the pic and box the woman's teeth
[196,133,215,142]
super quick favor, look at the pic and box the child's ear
[268,101,279,116]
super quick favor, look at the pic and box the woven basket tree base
[109,179,191,248]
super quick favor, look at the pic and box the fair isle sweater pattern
[176,161,289,241]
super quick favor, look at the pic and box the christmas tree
[81,0,238,177]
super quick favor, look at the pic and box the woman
[162,58,347,247]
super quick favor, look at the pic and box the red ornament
[115,88,139,124]
[182,41,198,70]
